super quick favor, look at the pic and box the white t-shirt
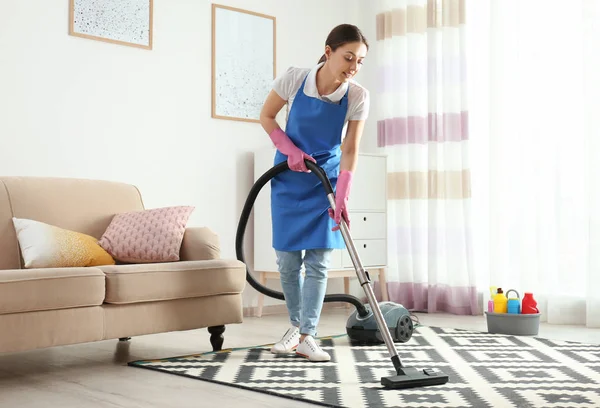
[272,62,370,125]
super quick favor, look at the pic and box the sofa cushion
[98,259,246,304]
[98,206,194,264]
[179,227,221,261]
[12,217,115,268]
[0,176,144,241]
[0,267,105,315]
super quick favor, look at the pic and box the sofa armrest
[179,227,221,261]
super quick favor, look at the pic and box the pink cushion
[98,206,195,263]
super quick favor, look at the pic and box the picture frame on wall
[212,4,276,123]
[69,0,153,50]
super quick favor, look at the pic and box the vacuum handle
[304,159,352,240]
[304,159,334,195]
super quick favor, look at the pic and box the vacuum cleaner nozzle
[381,366,449,389]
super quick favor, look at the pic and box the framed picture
[69,0,153,50]
[212,4,276,123]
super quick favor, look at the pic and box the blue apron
[271,74,349,251]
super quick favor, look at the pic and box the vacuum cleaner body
[346,302,414,344]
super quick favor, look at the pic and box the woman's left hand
[328,170,353,231]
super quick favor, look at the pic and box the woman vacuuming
[259,24,370,362]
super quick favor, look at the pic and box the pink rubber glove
[328,170,353,231]
[269,128,316,172]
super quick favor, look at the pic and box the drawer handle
[363,217,367,221]
[363,244,367,248]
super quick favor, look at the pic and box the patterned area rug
[128,326,600,407]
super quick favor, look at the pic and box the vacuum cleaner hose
[235,160,370,317]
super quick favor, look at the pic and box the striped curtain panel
[374,0,478,314]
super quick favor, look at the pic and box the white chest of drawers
[252,146,388,316]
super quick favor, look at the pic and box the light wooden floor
[1,308,599,408]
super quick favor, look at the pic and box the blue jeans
[275,249,332,336]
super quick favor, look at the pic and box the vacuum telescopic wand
[306,159,450,389]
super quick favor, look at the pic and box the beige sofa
[0,176,247,354]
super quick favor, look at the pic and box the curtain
[373,0,479,315]
[472,0,600,327]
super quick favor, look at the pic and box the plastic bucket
[485,311,541,336]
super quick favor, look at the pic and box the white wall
[0,0,379,308]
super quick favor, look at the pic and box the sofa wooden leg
[208,325,225,351]
[118,337,131,341]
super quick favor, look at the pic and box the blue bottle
[506,289,521,314]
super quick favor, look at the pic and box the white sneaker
[295,336,331,362]
[270,326,300,354]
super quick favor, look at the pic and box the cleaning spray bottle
[488,286,497,312]
[493,287,508,313]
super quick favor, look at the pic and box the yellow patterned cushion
[12,217,115,268]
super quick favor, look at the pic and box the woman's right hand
[287,150,316,172]
[269,128,316,172]
[259,90,315,172]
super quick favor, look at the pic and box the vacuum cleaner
[235,159,449,389]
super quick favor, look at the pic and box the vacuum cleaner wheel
[395,314,413,343]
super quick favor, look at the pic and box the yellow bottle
[493,287,508,313]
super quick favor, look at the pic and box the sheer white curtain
[468,0,600,327]
[373,0,478,315]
